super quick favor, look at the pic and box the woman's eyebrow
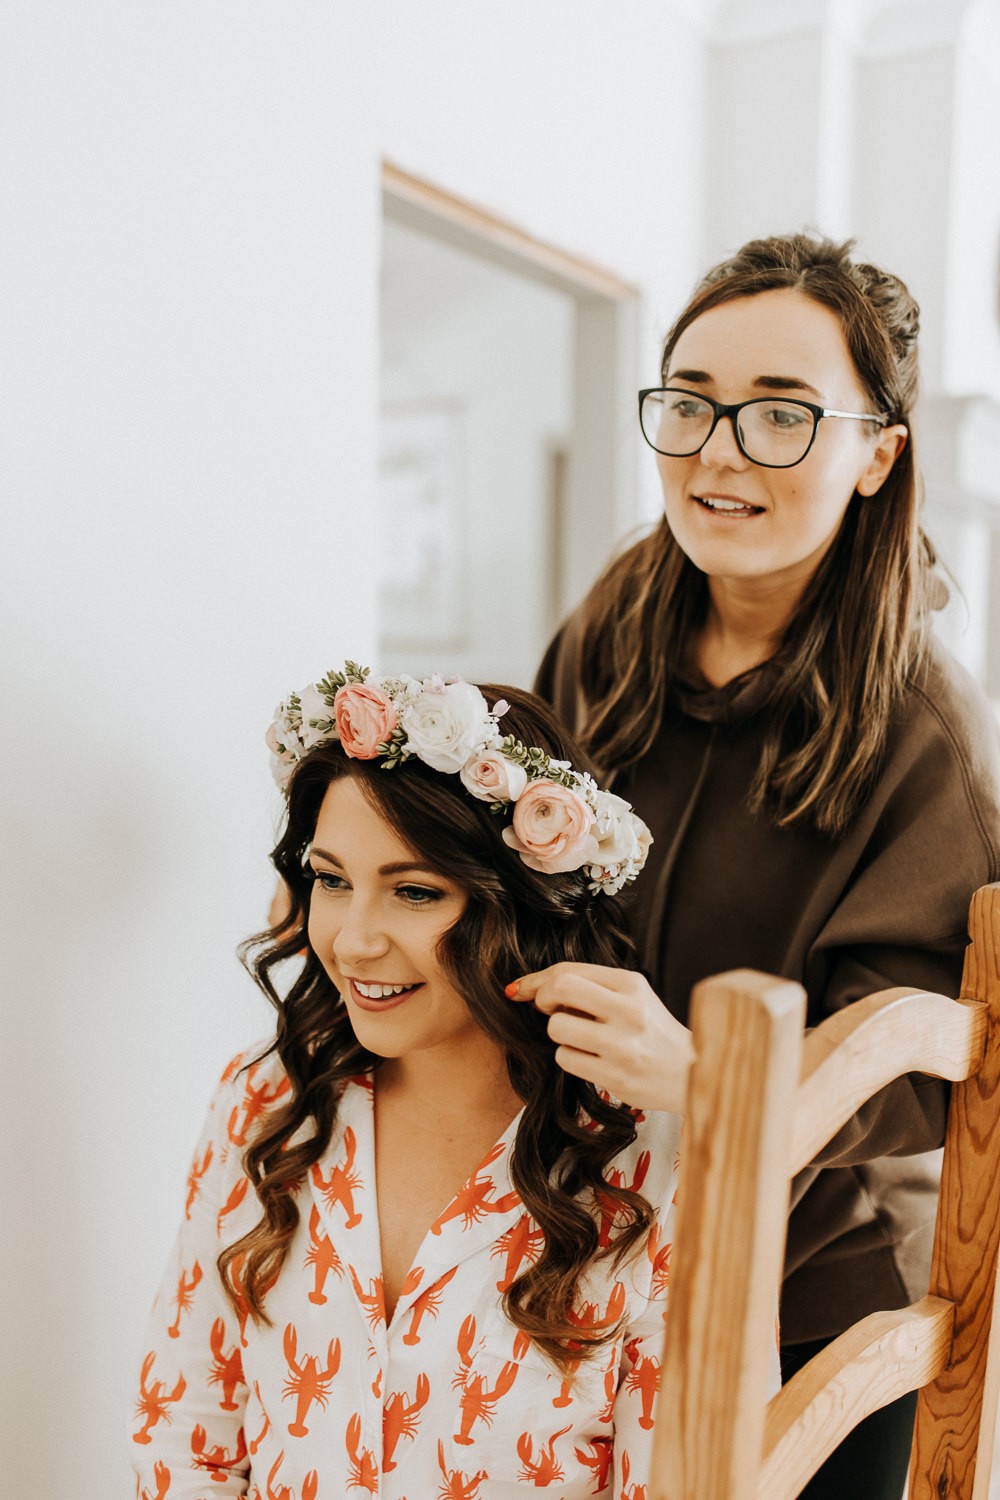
[752,373,823,397]
[378,861,442,878]
[309,848,440,879]
[309,846,342,866]
[665,367,823,399]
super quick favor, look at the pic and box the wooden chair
[650,883,1000,1500]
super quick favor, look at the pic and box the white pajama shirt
[131,1047,684,1499]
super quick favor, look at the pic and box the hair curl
[219,685,652,1370]
[578,230,940,837]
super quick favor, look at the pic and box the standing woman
[532,232,1000,1498]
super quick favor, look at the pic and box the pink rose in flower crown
[334,682,399,760]
[460,751,529,803]
[502,779,599,874]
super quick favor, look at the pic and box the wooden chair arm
[790,991,987,1177]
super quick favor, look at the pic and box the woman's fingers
[506,960,694,1114]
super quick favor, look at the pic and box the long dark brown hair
[578,231,939,837]
[219,685,652,1369]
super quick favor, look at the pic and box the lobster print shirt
[132,1047,684,1499]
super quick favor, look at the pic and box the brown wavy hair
[219,685,653,1369]
[578,231,940,837]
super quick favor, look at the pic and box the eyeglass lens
[641,390,817,466]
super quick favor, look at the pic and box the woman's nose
[332,897,390,968]
[699,413,748,469]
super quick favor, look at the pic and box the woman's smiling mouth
[347,978,423,1011]
[694,493,765,517]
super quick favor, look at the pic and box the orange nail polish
[504,980,520,999]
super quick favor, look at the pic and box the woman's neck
[376,1036,521,1135]
[695,575,800,687]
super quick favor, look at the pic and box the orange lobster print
[431,1143,521,1234]
[132,1352,187,1445]
[281,1325,341,1437]
[490,1213,544,1292]
[208,1317,244,1411]
[266,1452,319,1500]
[401,1265,457,1345]
[304,1202,343,1305]
[138,1459,171,1500]
[596,1151,651,1247]
[646,1221,672,1297]
[348,1265,386,1329]
[132,1069,688,1497]
[184,1143,213,1220]
[227,1063,291,1147]
[516,1424,572,1485]
[249,1381,271,1458]
[345,1411,378,1493]
[621,1448,648,1500]
[167,1259,202,1339]
[623,1337,661,1430]
[311,1125,363,1228]
[382,1374,431,1470]
[452,1314,519,1445]
[216,1176,250,1236]
[190,1423,247,1482]
[576,1436,614,1494]
[436,1439,487,1499]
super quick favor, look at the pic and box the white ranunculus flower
[401,680,492,774]
[592,790,653,869]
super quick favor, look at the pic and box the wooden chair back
[650,882,1000,1500]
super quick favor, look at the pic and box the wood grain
[791,989,987,1177]
[910,884,1000,1499]
[650,970,805,1500]
[757,1297,954,1500]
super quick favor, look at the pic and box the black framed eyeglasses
[638,387,889,469]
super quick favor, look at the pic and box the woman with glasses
[531,231,1000,1498]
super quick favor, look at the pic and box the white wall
[0,4,710,1495]
[1,5,380,1495]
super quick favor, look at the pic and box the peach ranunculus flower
[502,779,599,874]
[334,682,399,760]
[459,750,529,803]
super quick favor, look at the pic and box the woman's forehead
[667,288,859,395]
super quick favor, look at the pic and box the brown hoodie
[536,623,1000,1343]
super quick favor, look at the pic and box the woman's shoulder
[901,634,1000,783]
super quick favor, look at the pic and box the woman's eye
[311,870,348,894]
[396,884,445,907]
[763,403,809,429]
[669,397,706,419]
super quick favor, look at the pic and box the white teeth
[353,981,416,1000]
[699,495,757,512]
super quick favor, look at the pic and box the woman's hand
[506,963,693,1114]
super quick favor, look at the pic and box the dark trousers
[780,1338,917,1500]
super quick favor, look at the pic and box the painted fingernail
[504,981,520,999]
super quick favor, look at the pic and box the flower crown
[266,662,652,896]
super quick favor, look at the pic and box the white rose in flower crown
[460,751,529,803]
[401,679,493,774]
[298,684,335,748]
[592,790,653,870]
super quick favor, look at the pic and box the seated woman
[131,664,698,1499]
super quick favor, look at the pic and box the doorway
[378,163,639,688]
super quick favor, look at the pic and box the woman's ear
[856,422,908,497]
